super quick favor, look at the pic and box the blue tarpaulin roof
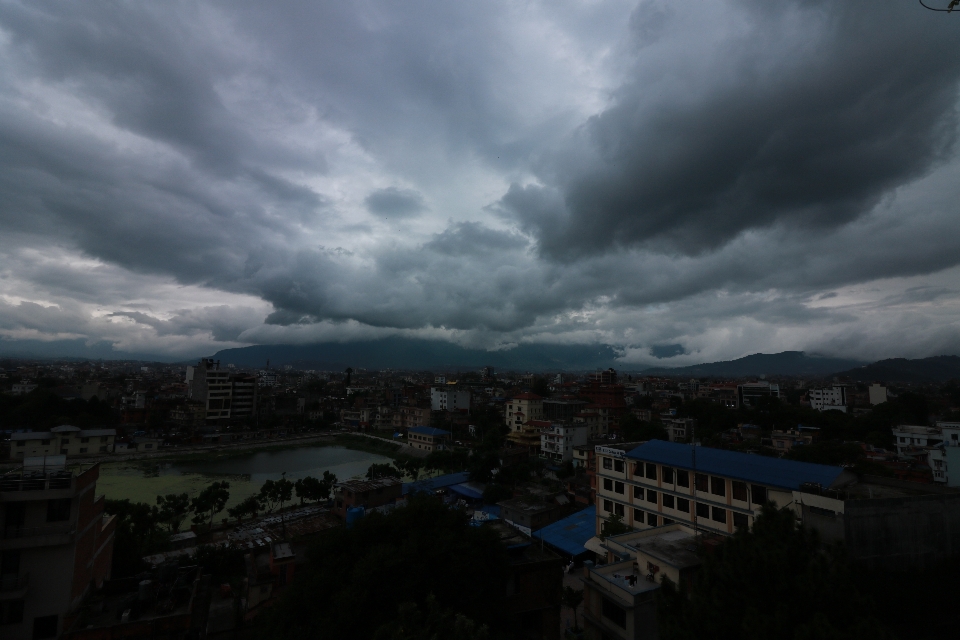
[533,505,596,557]
[403,471,471,495]
[625,440,845,491]
[449,482,485,500]
[408,426,452,436]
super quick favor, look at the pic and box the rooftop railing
[0,470,75,492]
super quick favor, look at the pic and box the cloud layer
[0,0,958,366]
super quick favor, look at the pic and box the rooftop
[533,505,595,557]
[605,525,701,570]
[626,440,848,491]
[335,476,403,492]
[403,471,471,495]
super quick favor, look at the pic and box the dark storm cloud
[0,0,959,361]
[365,187,426,218]
[499,1,960,258]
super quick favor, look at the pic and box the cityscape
[2,1,960,639]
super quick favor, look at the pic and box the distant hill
[637,351,865,378]
[210,338,623,372]
[834,356,960,384]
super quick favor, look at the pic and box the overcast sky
[1,0,959,366]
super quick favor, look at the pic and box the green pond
[94,445,393,510]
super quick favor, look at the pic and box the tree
[155,493,190,533]
[656,505,892,640]
[295,475,335,504]
[562,586,584,631]
[372,595,490,640]
[394,457,425,482]
[366,463,402,480]
[600,513,631,539]
[259,475,294,513]
[190,481,231,530]
[103,499,169,577]
[257,495,511,640]
[227,495,261,523]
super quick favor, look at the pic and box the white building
[9,426,116,460]
[10,383,38,396]
[868,383,888,405]
[540,422,589,463]
[891,422,960,484]
[809,386,848,412]
[431,386,470,413]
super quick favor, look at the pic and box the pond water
[95,445,393,510]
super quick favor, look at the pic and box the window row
[632,462,767,505]
[601,498,750,530]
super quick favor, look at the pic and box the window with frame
[695,502,709,518]
[711,506,727,523]
[615,503,625,517]
[676,498,690,513]
[614,481,624,494]
[41,439,51,445]
[602,457,613,470]
[602,598,627,629]
[47,498,72,522]
[633,486,644,500]
[614,460,624,472]
[662,466,674,484]
[663,518,674,525]
[662,494,675,509]
[751,485,767,505]
[733,512,749,530]
[603,499,613,512]
[732,481,748,501]
[647,512,658,526]
[676,470,690,487]
[603,478,613,491]
[646,490,657,504]
[710,476,725,496]
[81,437,90,444]
[695,473,708,492]
[15,441,24,447]
[645,463,657,480]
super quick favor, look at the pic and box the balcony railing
[2,523,75,540]
[0,472,74,492]
[0,572,28,592]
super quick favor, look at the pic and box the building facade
[540,423,589,463]
[809,386,848,413]
[594,440,853,538]
[430,387,470,413]
[0,458,116,640]
[9,427,115,461]
[506,393,544,430]
[406,426,451,452]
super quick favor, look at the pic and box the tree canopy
[258,495,511,640]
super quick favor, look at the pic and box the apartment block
[594,440,853,537]
[808,385,848,413]
[9,426,115,461]
[0,457,116,640]
[505,393,544,430]
[406,426,451,453]
[430,386,470,413]
[540,423,589,463]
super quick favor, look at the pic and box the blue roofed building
[595,440,857,538]
[406,426,452,452]
[533,505,596,557]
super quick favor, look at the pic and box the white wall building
[540,422,589,463]
[9,426,116,460]
[431,386,470,413]
[809,386,848,412]
[868,383,888,405]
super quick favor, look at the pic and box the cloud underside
[0,0,959,365]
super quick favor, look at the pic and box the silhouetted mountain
[834,355,960,384]
[210,338,623,372]
[638,351,865,378]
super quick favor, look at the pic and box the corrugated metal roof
[407,426,451,436]
[625,440,845,490]
[449,481,485,500]
[533,505,595,557]
[402,471,471,495]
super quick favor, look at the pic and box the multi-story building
[808,385,848,412]
[187,359,258,425]
[540,423,589,463]
[430,386,470,413]
[333,477,403,519]
[8,427,115,460]
[595,440,854,537]
[580,524,703,640]
[661,418,696,443]
[868,383,888,405]
[0,457,116,640]
[505,393,544,430]
[406,426,451,453]
[543,398,588,422]
[736,382,780,407]
[390,405,430,431]
[892,422,960,484]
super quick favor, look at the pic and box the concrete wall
[842,493,960,570]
